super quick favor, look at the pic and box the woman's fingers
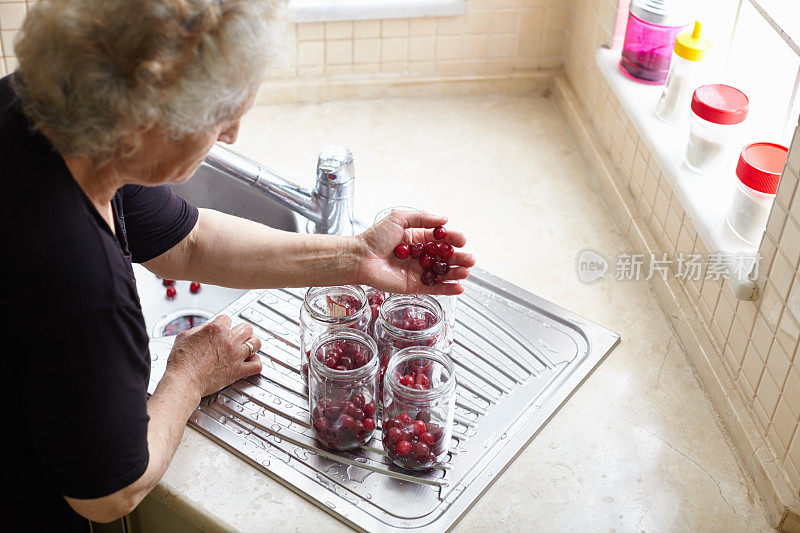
[441,266,471,281]
[237,352,263,379]
[449,251,476,268]
[422,282,466,296]
[231,322,253,344]
[417,228,467,248]
[392,209,447,230]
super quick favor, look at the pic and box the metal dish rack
[147,267,619,531]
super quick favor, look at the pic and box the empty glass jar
[382,346,456,470]
[308,329,379,451]
[299,285,370,381]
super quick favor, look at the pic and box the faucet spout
[203,144,355,235]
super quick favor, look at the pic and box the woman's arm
[64,317,261,523]
[144,208,476,295]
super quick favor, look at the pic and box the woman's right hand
[165,315,262,397]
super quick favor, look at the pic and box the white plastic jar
[726,142,788,244]
[655,21,711,125]
[685,84,749,174]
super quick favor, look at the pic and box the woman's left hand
[356,210,476,295]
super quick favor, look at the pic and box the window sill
[289,0,467,23]
[595,48,759,300]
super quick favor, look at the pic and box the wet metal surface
[147,267,619,531]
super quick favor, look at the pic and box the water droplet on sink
[345,464,372,483]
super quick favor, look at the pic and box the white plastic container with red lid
[685,84,749,174]
[726,142,788,244]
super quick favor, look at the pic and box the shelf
[595,47,759,300]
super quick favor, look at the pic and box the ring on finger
[243,340,256,356]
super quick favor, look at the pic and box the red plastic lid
[736,142,788,194]
[691,84,749,125]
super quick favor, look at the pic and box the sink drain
[153,309,212,338]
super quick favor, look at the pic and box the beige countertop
[139,92,772,532]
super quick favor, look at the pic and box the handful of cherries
[393,225,454,286]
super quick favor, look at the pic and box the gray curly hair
[13,0,283,160]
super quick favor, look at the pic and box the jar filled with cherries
[299,285,371,381]
[308,329,379,451]
[373,294,446,397]
[382,346,456,470]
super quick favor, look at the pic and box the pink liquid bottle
[620,0,689,84]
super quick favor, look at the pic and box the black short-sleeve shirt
[0,74,199,530]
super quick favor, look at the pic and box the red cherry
[355,420,367,438]
[395,440,412,455]
[351,393,365,408]
[352,408,365,421]
[419,254,434,269]
[189,281,201,293]
[313,418,330,433]
[398,413,412,426]
[385,427,403,444]
[343,401,358,417]
[420,432,435,445]
[165,286,177,299]
[412,441,430,462]
[432,261,450,276]
[363,403,376,418]
[410,242,425,258]
[416,374,430,389]
[340,415,356,432]
[393,243,411,260]
[412,420,427,436]
[339,356,353,369]
[162,279,175,287]
[437,242,454,259]
[399,375,414,387]
[363,418,375,432]
[433,226,447,240]
[424,242,438,257]
[421,270,437,286]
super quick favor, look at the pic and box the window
[288,0,467,23]
[596,0,800,299]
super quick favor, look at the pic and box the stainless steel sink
[133,163,299,338]
[138,156,620,532]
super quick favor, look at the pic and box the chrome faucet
[203,144,356,235]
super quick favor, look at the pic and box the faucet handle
[316,145,354,187]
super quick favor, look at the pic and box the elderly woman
[1,0,474,529]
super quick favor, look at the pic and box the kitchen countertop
[140,92,772,531]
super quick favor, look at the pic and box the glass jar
[655,21,711,124]
[373,294,446,398]
[382,347,456,470]
[299,285,370,381]
[433,295,457,352]
[363,286,387,334]
[308,329,379,451]
[620,0,689,84]
[726,142,787,244]
[685,84,749,174]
